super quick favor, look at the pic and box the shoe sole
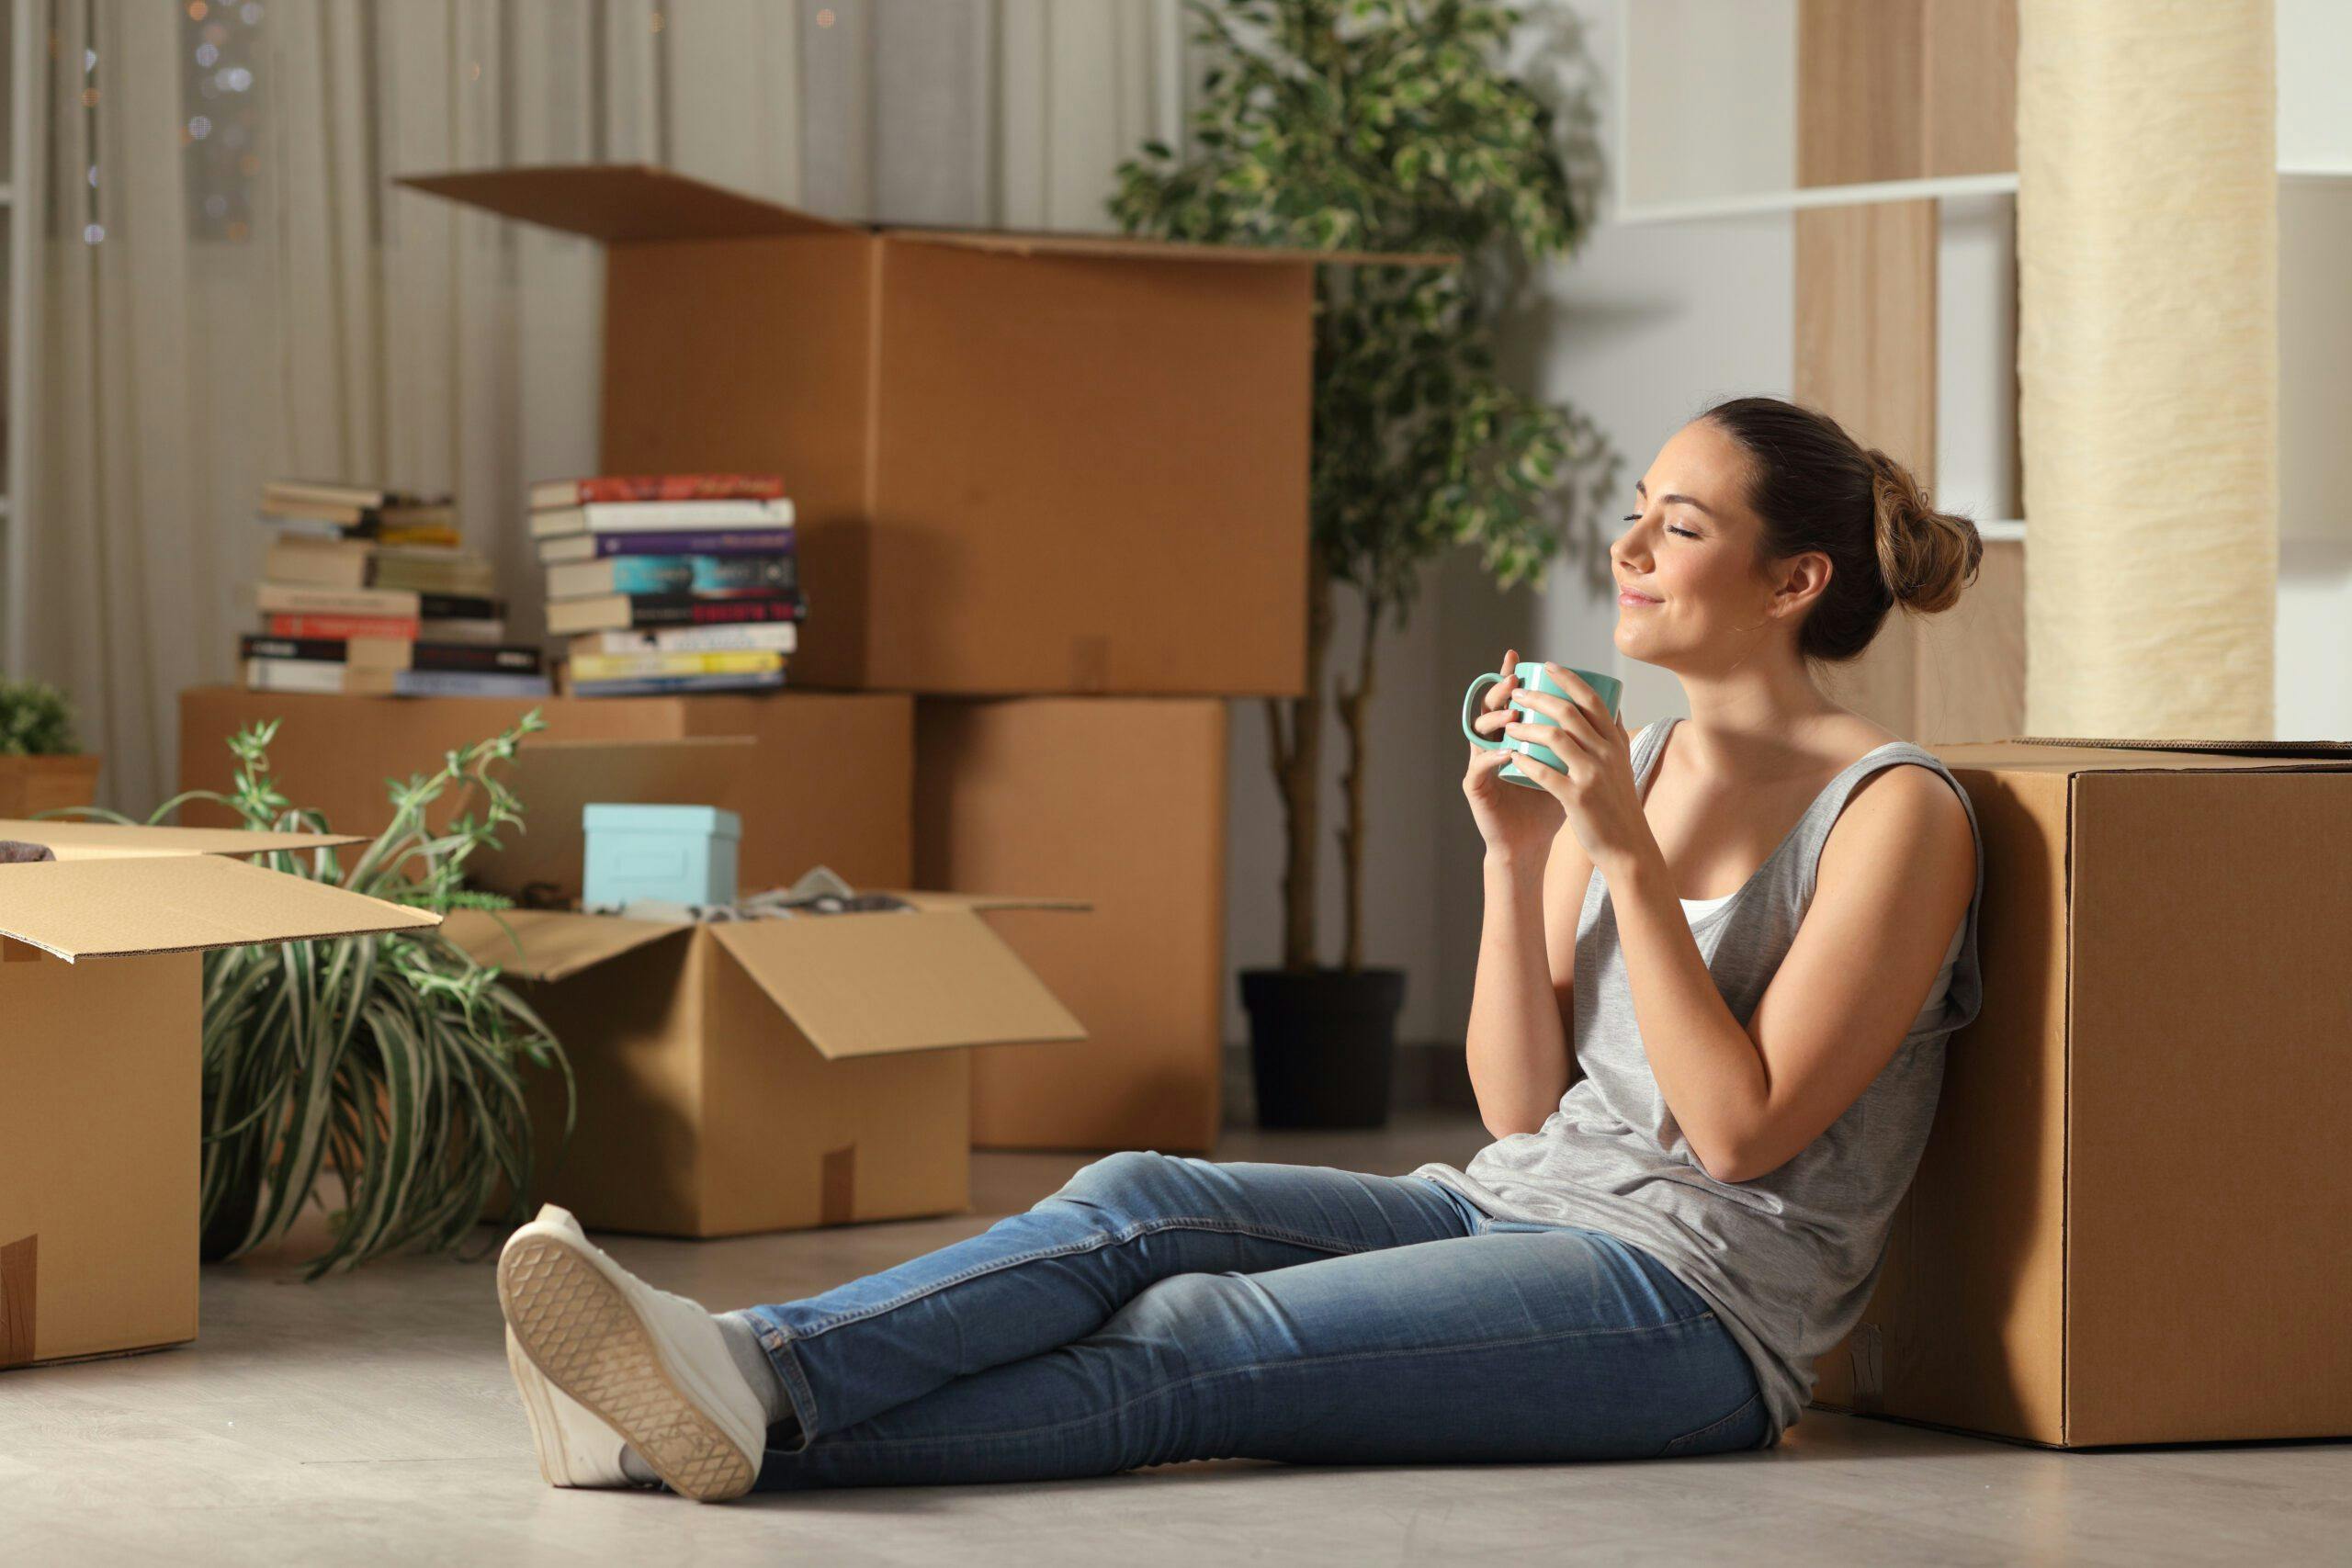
[505,1327,573,1487]
[498,1233,756,1503]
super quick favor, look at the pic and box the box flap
[885,890,1092,916]
[707,909,1085,1060]
[399,164,859,243]
[466,736,758,901]
[0,819,363,861]
[0,854,439,961]
[1935,737,2352,774]
[437,908,689,982]
[880,226,1456,268]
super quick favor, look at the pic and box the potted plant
[1114,0,1619,1126]
[52,711,573,1277]
[0,677,102,818]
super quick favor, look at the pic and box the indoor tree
[1114,0,1619,1003]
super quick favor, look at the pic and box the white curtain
[18,0,1179,811]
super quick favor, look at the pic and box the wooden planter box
[0,755,102,820]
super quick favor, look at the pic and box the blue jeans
[736,1152,1769,1490]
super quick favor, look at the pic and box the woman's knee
[1042,1148,1191,1224]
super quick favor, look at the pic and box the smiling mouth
[1618,589,1660,604]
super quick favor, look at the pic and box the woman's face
[1608,419,1786,665]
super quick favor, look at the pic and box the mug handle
[1463,672,1507,750]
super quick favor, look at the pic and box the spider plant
[52,710,572,1278]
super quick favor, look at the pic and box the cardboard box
[176,687,912,893]
[0,820,439,1368]
[915,697,1228,1151]
[443,897,1088,1238]
[397,164,1431,697]
[1807,736,2352,1447]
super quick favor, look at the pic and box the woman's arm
[1542,820,1596,1044]
[1464,848,1577,1139]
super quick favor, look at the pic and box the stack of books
[240,479,552,697]
[532,474,802,697]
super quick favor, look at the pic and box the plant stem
[1278,546,1333,972]
[1337,586,1380,974]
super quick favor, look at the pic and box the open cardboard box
[442,739,1091,1236]
[0,821,440,1369]
[399,164,1443,696]
[1807,734,2352,1447]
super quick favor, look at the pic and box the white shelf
[1615,169,2352,229]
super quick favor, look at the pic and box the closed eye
[1624,513,1702,541]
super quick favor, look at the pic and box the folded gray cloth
[610,864,915,924]
[0,840,56,864]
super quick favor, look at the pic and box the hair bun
[1866,448,1984,615]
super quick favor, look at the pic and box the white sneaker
[497,1205,767,1502]
[505,1325,638,1488]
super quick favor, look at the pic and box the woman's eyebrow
[1634,479,1717,519]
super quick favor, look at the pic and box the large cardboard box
[915,697,1228,1151]
[176,687,912,892]
[1807,736,2352,1447]
[396,164,1413,697]
[0,821,438,1368]
[445,738,1090,1235]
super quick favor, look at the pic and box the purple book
[592,529,796,558]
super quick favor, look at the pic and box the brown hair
[1698,395,1983,663]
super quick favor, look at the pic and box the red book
[528,474,786,510]
[266,613,424,640]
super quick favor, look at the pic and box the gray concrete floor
[5,1110,2346,1565]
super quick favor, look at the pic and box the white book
[527,498,797,541]
[570,623,798,656]
[243,658,396,695]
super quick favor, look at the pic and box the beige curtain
[21,0,1178,811]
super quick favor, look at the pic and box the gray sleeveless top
[1412,716,1984,1445]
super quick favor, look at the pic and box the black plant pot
[1240,966,1407,1130]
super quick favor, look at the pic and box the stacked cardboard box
[0,820,438,1367]
[396,164,1373,1150]
[1805,735,2352,1447]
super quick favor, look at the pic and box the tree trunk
[1271,551,1333,972]
[1336,591,1379,973]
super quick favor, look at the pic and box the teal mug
[1463,662,1624,790]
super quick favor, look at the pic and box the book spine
[256,584,421,616]
[585,528,796,558]
[569,649,784,681]
[579,499,796,530]
[266,614,424,640]
[568,671,788,698]
[588,556,798,595]
[390,670,555,698]
[411,643,545,673]
[539,474,786,506]
[417,592,506,620]
[571,622,799,656]
[609,594,807,628]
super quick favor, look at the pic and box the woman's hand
[1463,647,1566,863]
[1499,662,1653,874]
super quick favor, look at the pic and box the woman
[494,395,1987,1501]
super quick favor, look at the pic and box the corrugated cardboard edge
[2013,735,2352,756]
[0,820,364,860]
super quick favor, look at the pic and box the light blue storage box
[582,804,741,911]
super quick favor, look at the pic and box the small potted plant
[0,677,102,818]
[52,711,573,1277]
[1116,0,1619,1127]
